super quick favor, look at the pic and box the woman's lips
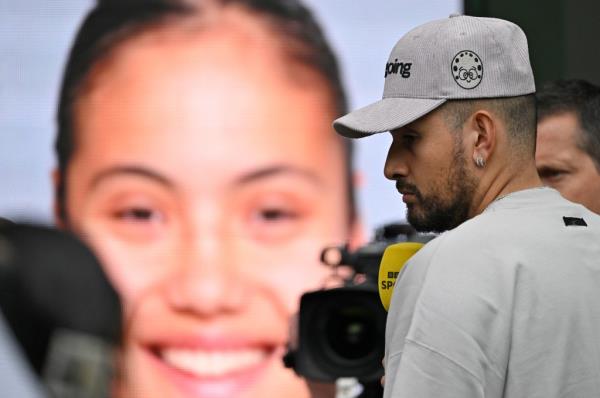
[161,347,270,377]
[143,338,280,398]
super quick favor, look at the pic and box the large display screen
[1,0,461,233]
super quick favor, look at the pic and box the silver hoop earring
[475,156,485,168]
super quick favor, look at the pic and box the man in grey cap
[334,14,600,398]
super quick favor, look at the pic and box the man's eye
[401,134,418,145]
[538,169,565,181]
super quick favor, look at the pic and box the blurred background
[2,0,600,234]
[0,0,462,237]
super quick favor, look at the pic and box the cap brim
[333,97,447,138]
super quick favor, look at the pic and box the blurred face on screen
[61,13,355,398]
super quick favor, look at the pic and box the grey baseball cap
[333,14,535,138]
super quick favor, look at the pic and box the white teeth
[161,348,268,377]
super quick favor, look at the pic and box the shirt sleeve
[384,339,484,398]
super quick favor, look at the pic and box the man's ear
[465,109,497,165]
[51,169,66,229]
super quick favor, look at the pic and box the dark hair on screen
[55,0,355,224]
[536,79,600,170]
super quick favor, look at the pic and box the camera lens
[325,305,377,360]
[298,288,386,382]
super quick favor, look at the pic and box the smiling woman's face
[62,11,354,398]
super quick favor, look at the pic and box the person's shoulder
[411,213,520,288]
[400,234,447,278]
[408,234,446,263]
[398,226,496,296]
[565,204,600,232]
[402,219,497,275]
[563,200,600,229]
[421,189,600,280]
[428,214,503,260]
[537,188,600,227]
[441,188,600,248]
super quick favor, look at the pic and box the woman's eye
[248,203,304,244]
[258,207,297,222]
[114,207,162,222]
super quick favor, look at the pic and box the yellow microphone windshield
[378,242,424,311]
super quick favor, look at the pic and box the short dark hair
[536,79,600,170]
[55,0,355,224]
[441,94,537,156]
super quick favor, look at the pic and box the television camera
[284,223,433,385]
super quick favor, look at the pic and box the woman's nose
[164,232,249,317]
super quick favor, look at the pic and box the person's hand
[381,358,385,387]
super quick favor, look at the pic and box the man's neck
[470,160,543,217]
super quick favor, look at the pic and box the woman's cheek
[82,227,171,306]
[245,237,334,314]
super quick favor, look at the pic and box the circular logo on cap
[451,50,483,89]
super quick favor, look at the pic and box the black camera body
[284,223,430,383]
[291,284,386,383]
[0,221,121,398]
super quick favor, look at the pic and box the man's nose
[164,229,249,316]
[384,140,409,180]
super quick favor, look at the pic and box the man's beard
[398,143,478,233]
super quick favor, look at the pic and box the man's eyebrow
[235,165,323,187]
[89,166,174,190]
